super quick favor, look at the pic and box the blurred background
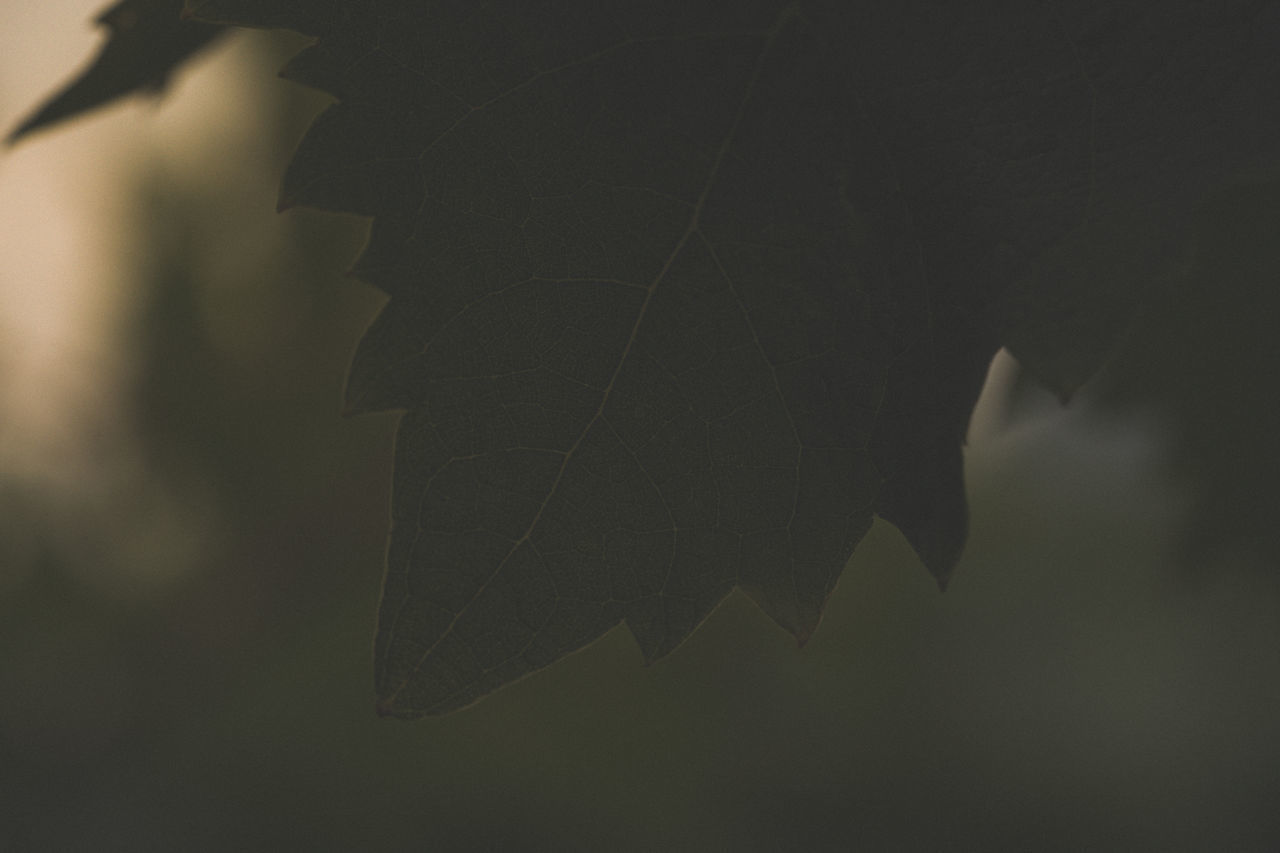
[2,4,1278,850]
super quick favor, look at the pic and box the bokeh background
[2,4,1279,850]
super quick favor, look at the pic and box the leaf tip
[921,548,961,593]
[375,694,422,720]
[340,396,371,418]
[6,105,58,146]
[792,613,821,649]
[340,377,377,417]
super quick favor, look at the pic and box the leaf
[7,0,225,144]
[53,0,1280,715]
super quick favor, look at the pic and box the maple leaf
[6,0,224,144]
[23,1,1280,716]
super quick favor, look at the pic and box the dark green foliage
[20,1,1280,716]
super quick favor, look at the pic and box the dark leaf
[7,0,225,144]
[89,0,1277,715]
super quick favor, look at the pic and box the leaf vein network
[380,3,800,708]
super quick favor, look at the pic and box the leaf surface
[8,0,225,144]
[104,1,1280,714]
